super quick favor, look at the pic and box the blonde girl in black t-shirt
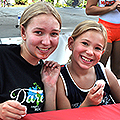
[0,2,61,119]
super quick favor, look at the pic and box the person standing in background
[6,0,10,7]
[3,0,6,7]
[86,0,120,79]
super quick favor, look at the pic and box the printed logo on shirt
[100,92,114,105]
[9,82,44,111]
[99,0,116,6]
[71,102,80,108]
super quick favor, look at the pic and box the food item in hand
[95,79,106,88]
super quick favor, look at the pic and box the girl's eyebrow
[52,29,60,32]
[97,44,104,49]
[81,39,90,42]
[32,27,44,31]
[34,27,60,32]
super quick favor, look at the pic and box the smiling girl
[0,2,61,120]
[57,20,120,110]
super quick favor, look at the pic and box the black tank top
[60,62,115,108]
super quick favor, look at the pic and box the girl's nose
[86,48,94,56]
[41,35,51,45]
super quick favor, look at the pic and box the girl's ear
[68,36,74,51]
[21,25,26,41]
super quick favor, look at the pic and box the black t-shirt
[0,44,45,114]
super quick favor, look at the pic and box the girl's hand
[81,84,104,107]
[116,4,120,12]
[42,61,60,111]
[0,100,27,120]
[41,61,61,91]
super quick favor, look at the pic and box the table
[21,103,120,120]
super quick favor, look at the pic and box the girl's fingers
[90,85,104,99]
[44,61,60,69]
[1,100,27,119]
[90,84,101,94]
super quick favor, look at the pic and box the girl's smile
[70,30,104,70]
[36,46,51,53]
[80,55,93,63]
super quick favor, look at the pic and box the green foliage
[64,0,87,8]
[15,0,26,5]
[55,2,63,7]
[64,0,73,6]
[63,4,69,7]
[45,0,54,5]
[32,0,40,3]
[1,0,87,8]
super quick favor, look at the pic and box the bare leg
[100,43,112,67]
[111,41,120,79]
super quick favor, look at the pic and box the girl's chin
[81,66,91,70]
[80,63,93,70]
[39,54,50,60]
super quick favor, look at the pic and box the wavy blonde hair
[68,20,107,63]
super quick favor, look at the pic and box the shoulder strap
[97,62,109,85]
[60,65,72,96]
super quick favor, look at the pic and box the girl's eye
[51,32,59,36]
[35,31,42,35]
[82,42,88,46]
[95,47,103,51]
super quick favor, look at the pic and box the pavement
[0,7,98,38]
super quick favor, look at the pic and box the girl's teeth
[40,48,49,51]
[82,56,91,62]
[37,46,49,51]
